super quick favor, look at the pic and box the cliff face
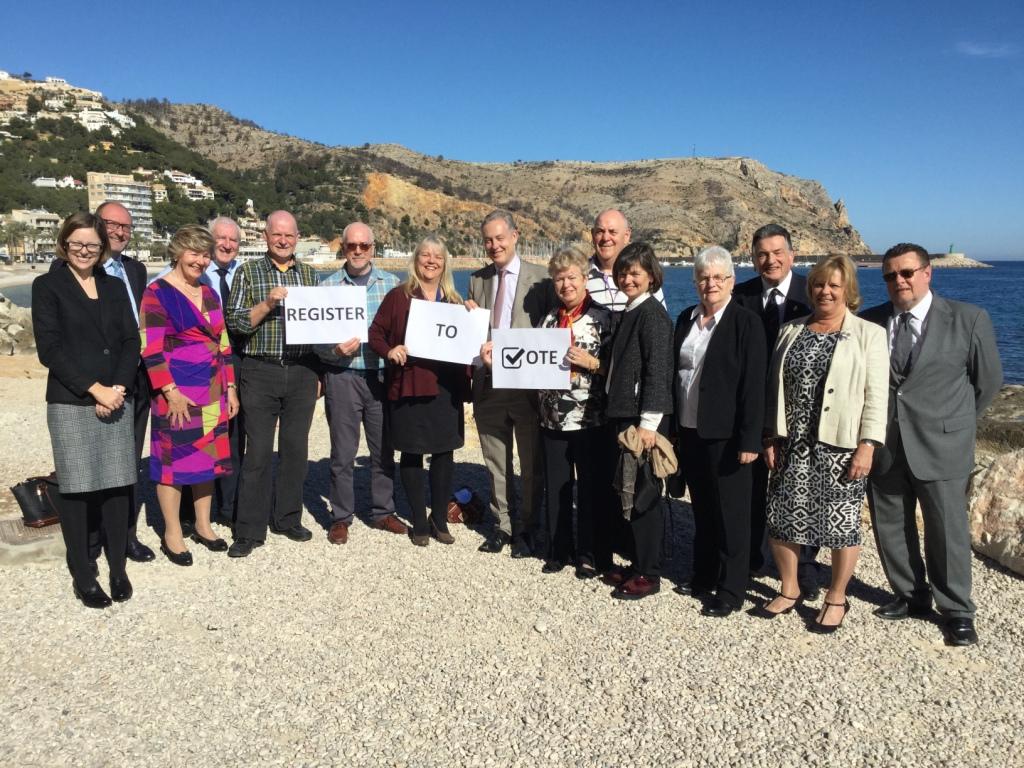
[139,103,870,257]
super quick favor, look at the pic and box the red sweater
[368,286,472,402]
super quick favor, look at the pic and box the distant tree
[26,95,42,115]
[21,71,32,80]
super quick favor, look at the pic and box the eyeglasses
[695,274,733,286]
[882,265,927,282]
[67,241,103,254]
[344,242,374,252]
[101,218,132,233]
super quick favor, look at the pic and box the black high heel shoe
[750,591,803,620]
[809,599,850,634]
[160,539,193,566]
[430,521,454,545]
[191,531,228,552]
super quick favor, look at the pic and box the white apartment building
[185,185,215,201]
[32,177,58,188]
[44,77,67,85]
[87,172,154,240]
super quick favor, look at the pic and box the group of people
[33,202,1002,648]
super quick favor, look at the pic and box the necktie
[891,312,914,377]
[106,258,139,324]
[216,267,230,307]
[491,268,507,329]
[764,287,782,341]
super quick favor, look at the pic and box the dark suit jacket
[733,272,810,353]
[32,265,140,405]
[606,296,674,420]
[861,294,1002,481]
[672,301,766,453]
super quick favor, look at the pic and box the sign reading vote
[283,286,368,345]
[491,328,572,390]
[405,299,491,365]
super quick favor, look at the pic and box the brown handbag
[9,472,60,528]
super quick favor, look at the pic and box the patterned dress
[766,327,864,548]
[141,279,235,486]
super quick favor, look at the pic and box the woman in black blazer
[603,242,674,600]
[673,246,766,617]
[32,212,140,609]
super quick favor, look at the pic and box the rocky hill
[128,102,870,258]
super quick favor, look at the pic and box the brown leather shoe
[372,515,408,535]
[612,574,661,601]
[327,521,350,544]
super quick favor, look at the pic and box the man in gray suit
[467,210,555,557]
[863,242,1002,646]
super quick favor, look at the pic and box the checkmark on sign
[502,347,526,368]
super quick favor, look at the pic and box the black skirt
[387,368,465,454]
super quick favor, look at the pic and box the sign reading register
[491,328,572,390]
[282,286,368,345]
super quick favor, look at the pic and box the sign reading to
[404,299,491,365]
[283,286,368,345]
[491,328,572,390]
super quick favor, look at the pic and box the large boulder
[0,293,34,354]
[970,448,1024,577]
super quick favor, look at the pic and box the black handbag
[632,456,664,514]
[9,473,60,528]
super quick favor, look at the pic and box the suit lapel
[906,295,950,382]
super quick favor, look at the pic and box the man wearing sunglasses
[863,243,1002,646]
[318,222,405,545]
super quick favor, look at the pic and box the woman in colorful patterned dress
[141,225,239,566]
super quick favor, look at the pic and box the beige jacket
[766,312,889,450]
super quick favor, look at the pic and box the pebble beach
[1,354,1022,767]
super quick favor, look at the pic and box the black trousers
[591,423,629,572]
[59,486,130,590]
[399,451,454,536]
[751,455,821,586]
[609,418,664,579]
[130,365,151,540]
[542,426,603,566]
[234,357,318,541]
[679,428,752,608]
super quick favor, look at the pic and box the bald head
[591,209,631,270]
[264,210,299,263]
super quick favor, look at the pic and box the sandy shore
[0,353,1022,766]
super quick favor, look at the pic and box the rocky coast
[0,353,1022,767]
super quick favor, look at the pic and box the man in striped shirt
[586,209,667,311]
[226,210,321,558]
[318,222,406,544]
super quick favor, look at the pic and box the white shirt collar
[624,292,651,312]
[689,297,731,324]
[761,271,793,302]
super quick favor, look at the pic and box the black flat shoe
[701,596,738,618]
[227,537,263,558]
[478,531,510,554]
[574,562,598,580]
[109,575,133,602]
[874,597,932,621]
[810,599,850,634]
[270,524,313,542]
[430,522,455,545]
[126,539,155,563]
[750,591,803,619]
[945,617,978,647]
[542,560,567,574]
[191,531,229,552]
[74,583,112,609]
[160,539,193,567]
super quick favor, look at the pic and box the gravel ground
[1,354,1022,767]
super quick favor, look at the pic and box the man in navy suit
[863,243,1002,646]
[731,224,819,598]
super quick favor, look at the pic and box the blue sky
[5,0,1023,258]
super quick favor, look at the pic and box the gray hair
[341,221,374,243]
[481,209,516,232]
[208,216,241,240]
[547,243,591,278]
[693,245,734,278]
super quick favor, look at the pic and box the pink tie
[491,268,507,329]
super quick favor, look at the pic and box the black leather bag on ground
[9,473,60,528]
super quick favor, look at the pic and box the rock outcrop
[970,449,1024,576]
[0,293,33,355]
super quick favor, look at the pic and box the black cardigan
[672,300,767,453]
[32,266,140,405]
[605,295,674,419]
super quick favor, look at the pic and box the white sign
[491,328,572,390]
[404,299,491,365]
[282,285,368,345]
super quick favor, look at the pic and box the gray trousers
[324,369,394,524]
[473,387,542,537]
[868,442,975,618]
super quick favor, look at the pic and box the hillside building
[87,172,154,241]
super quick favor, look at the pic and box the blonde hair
[404,234,463,304]
[807,253,862,311]
[548,243,590,278]
[168,225,215,265]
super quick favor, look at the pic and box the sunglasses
[344,242,374,252]
[882,265,926,282]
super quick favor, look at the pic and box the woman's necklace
[809,313,844,334]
